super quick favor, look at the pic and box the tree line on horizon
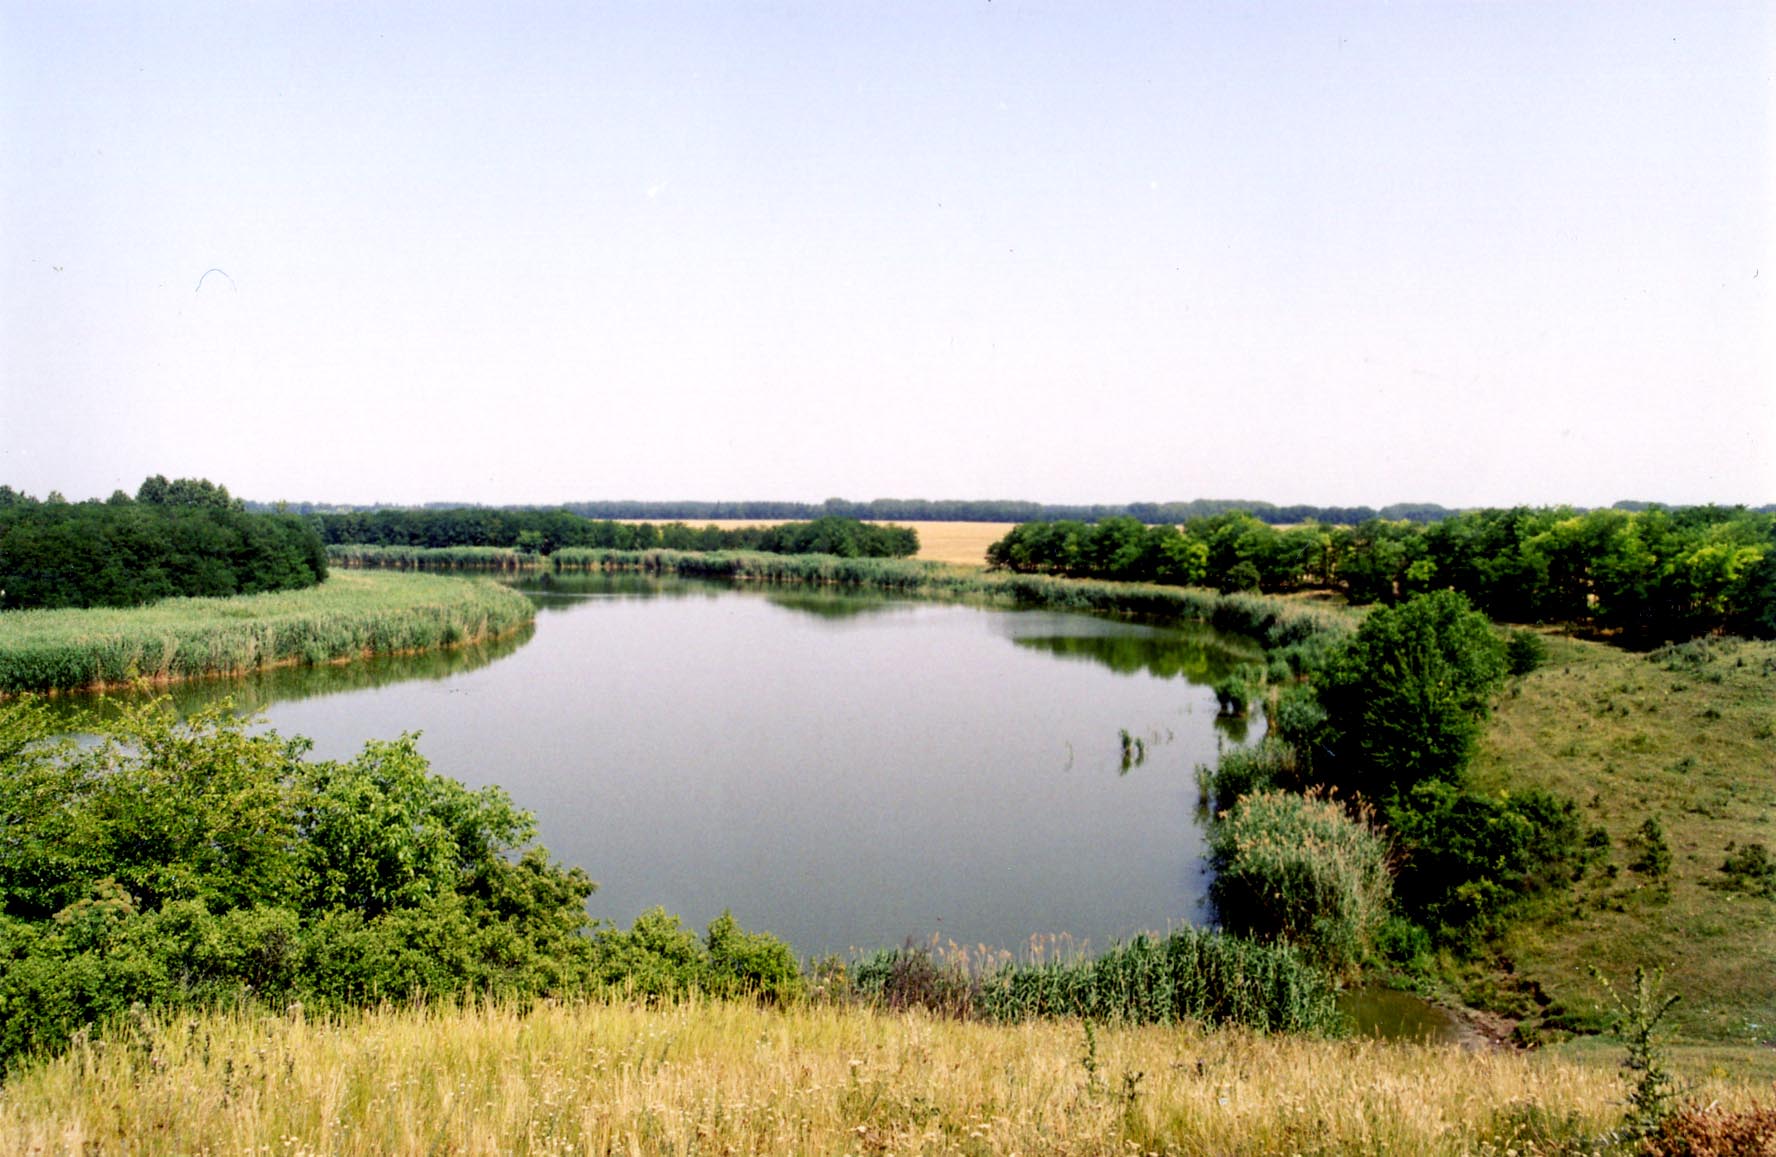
[248,495,1776,524]
[311,509,918,560]
[987,506,1776,640]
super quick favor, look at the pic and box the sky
[2,2,1771,510]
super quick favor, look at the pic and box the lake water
[70,573,1266,958]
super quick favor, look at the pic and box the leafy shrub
[1505,628,1548,676]
[1387,782,1587,943]
[1717,842,1776,899]
[1195,739,1297,815]
[1629,817,1673,881]
[1219,561,1261,594]
[589,909,804,1003]
[1208,791,1392,974]
[0,700,600,1072]
[1212,673,1251,716]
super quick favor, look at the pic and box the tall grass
[1208,791,1394,975]
[0,994,1715,1156]
[977,928,1343,1034]
[328,544,541,569]
[848,928,1340,1035]
[0,572,535,694]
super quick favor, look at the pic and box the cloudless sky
[3,2,1770,509]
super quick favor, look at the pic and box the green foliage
[1505,628,1549,676]
[976,928,1342,1034]
[1207,791,1393,974]
[587,908,804,1003]
[853,929,1342,1035]
[328,544,540,569]
[1316,590,1507,799]
[0,478,324,611]
[1196,738,1298,815]
[1717,842,1776,899]
[1385,781,1588,943]
[1628,817,1673,881]
[1220,560,1262,594]
[0,699,602,1072]
[1211,672,1251,716]
[983,504,1776,640]
[316,509,918,559]
[1596,967,1683,1143]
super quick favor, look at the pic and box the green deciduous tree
[1316,590,1506,799]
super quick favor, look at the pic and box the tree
[1315,590,1506,799]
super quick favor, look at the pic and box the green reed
[851,927,1342,1036]
[0,572,535,694]
[327,544,542,569]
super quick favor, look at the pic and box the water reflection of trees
[762,590,915,621]
[1012,629,1257,684]
[512,572,717,611]
[47,623,535,727]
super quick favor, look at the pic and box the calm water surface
[80,574,1265,957]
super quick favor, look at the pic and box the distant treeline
[252,495,1776,524]
[260,497,1457,525]
[988,506,1776,639]
[0,478,328,611]
[313,510,917,559]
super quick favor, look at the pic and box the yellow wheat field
[5,995,1755,1156]
[615,520,1014,567]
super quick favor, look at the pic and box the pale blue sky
[3,3,1770,508]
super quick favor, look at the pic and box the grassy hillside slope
[1466,633,1776,1074]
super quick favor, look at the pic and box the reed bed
[0,572,535,694]
[328,544,542,569]
[0,995,1701,1156]
[853,929,1343,1036]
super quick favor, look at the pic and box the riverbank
[4,994,1727,1156]
[0,571,535,695]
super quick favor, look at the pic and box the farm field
[615,519,1017,567]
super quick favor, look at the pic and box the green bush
[1208,791,1392,975]
[1386,781,1587,943]
[1196,739,1297,815]
[1504,629,1548,676]
[0,699,598,1072]
[1718,842,1776,898]
[588,908,804,1003]
[1629,817,1673,881]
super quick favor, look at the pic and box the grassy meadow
[1463,632,1776,1075]
[2,994,1724,1157]
[0,571,535,694]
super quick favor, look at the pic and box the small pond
[65,573,1267,958]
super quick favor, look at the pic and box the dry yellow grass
[4,995,1754,1156]
[616,520,1014,567]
